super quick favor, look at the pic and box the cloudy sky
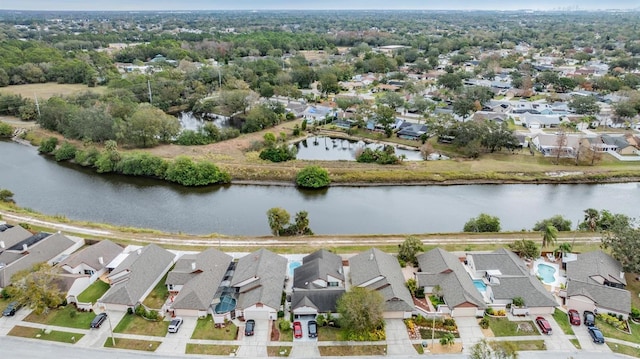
[3,0,638,11]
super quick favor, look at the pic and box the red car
[535,316,552,335]
[568,309,581,326]
[293,321,303,339]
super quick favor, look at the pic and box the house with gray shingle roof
[59,240,123,281]
[465,248,557,315]
[165,248,233,317]
[416,248,486,317]
[99,244,176,311]
[349,248,413,318]
[231,248,287,320]
[564,251,631,319]
[0,225,32,252]
[0,232,83,289]
[291,288,345,319]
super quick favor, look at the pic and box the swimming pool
[536,263,557,284]
[288,261,302,277]
[473,279,487,293]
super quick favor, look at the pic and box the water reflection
[294,136,423,161]
[178,112,232,131]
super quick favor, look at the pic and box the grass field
[0,83,106,100]
[267,346,292,357]
[318,345,387,356]
[191,316,238,340]
[24,305,96,329]
[608,342,640,357]
[186,344,239,355]
[113,314,169,337]
[141,273,169,309]
[485,317,540,337]
[552,309,575,335]
[77,280,110,303]
[104,337,160,351]
[8,325,84,344]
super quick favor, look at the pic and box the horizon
[2,0,639,12]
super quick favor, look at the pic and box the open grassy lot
[24,305,96,329]
[0,83,106,100]
[552,309,575,335]
[77,280,110,303]
[485,317,540,337]
[186,344,239,355]
[8,325,84,344]
[608,342,640,357]
[267,346,292,357]
[113,313,169,337]
[104,337,160,351]
[142,273,169,309]
[318,345,387,356]
[191,316,237,340]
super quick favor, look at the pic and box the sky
[2,0,639,11]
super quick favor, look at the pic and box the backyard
[191,316,238,340]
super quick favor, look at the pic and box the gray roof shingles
[59,240,122,272]
[293,249,344,289]
[232,248,287,311]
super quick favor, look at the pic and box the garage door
[294,314,317,320]
[452,307,479,317]
[244,309,271,320]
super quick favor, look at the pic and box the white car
[168,317,183,333]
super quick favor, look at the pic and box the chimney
[191,262,196,271]
[22,243,28,252]
[98,256,104,265]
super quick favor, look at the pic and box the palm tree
[542,225,558,248]
[583,208,599,231]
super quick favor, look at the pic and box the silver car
[168,317,183,333]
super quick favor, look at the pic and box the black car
[308,320,318,338]
[583,310,596,327]
[90,312,108,328]
[244,319,255,336]
[2,301,20,317]
[587,326,605,344]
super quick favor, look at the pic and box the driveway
[156,316,199,355]
[235,319,269,358]
[534,314,576,352]
[574,323,612,352]
[455,316,484,353]
[385,319,417,356]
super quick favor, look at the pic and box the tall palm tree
[542,225,558,248]
[583,208,599,231]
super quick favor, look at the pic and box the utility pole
[147,79,153,104]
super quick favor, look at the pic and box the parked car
[168,317,183,333]
[308,320,318,338]
[293,321,303,339]
[568,309,580,326]
[587,326,605,344]
[583,310,596,327]
[535,316,552,335]
[90,312,108,328]
[2,301,21,317]
[244,319,255,336]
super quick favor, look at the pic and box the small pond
[293,136,424,161]
[178,112,232,131]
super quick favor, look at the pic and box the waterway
[0,140,637,236]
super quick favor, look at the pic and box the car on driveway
[90,312,108,328]
[168,317,183,333]
[244,319,255,336]
[2,301,21,317]
[583,310,596,326]
[308,320,318,338]
[293,321,303,339]
[535,316,552,335]
[568,309,580,326]
[587,326,605,344]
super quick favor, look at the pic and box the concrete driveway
[385,319,417,356]
[236,319,269,357]
[156,316,199,355]
[455,316,484,352]
[574,323,612,352]
[534,314,575,352]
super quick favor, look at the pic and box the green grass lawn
[24,305,96,329]
[318,345,387,356]
[608,342,640,357]
[625,273,640,309]
[596,317,640,343]
[511,340,546,351]
[552,309,574,335]
[104,337,160,351]
[267,346,292,357]
[142,274,169,309]
[418,328,460,340]
[486,317,540,337]
[186,344,239,355]
[77,280,110,303]
[318,326,342,341]
[113,313,169,337]
[569,339,581,349]
[8,325,84,344]
[191,316,238,340]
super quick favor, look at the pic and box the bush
[164,156,230,186]
[54,142,77,161]
[485,307,494,315]
[479,317,490,329]
[259,146,296,162]
[278,319,291,332]
[356,145,400,164]
[38,137,58,154]
[464,213,501,232]
[296,165,330,188]
[0,122,13,137]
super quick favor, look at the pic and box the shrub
[278,319,291,332]
[356,145,400,164]
[296,165,330,188]
[0,122,13,137]
[479,317,490,329]
[485,307,494,315]
[54,142,77,161]
[512,297,525,307]
[464,213,501,232]
[164,156,230,186]
[259,146,296,162]
[38,137,58,154]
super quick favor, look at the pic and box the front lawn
[142,274,169,309]
[318,345,386,356]
[596,317,640,343]
[8,325,84,344]
[608,342,640,358]
[485,317,540,337]
[552,309,574,335]
[191,316,237,340]
[509,340,546,351]
[77,280,110,303]
[418,328,460,339]
[267,346,292,357]
[24,305,96,329]
[318,326,342,341]
[113,313,169,337]
[104,337,160,351]
[186,344,239,355]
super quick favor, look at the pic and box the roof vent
[22,243,28,252]
[369,252,374,261]
[98,256,104,265]
[137,248,142,255]
[192,262,196,271]
[0,241,4,249]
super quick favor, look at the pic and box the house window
[83,270,94,276]
[328,282,339,287]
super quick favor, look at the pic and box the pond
[178,112,231,131]
[294,136,424,161]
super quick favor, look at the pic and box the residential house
[302,105,337,124]
[396,123,428,141]
[349,248,413,318]
[563,251,631,319]
[519,113,562,129]
[165,248,233,318]
[58,240,123,305]
[291,249,346,319]
[99,244,176,311]
[415,248,486,317]
[531,133,582,157]
[465,248,557,315]
[0,231,84,289]
[0,225,33,252]
[231,248,287,320]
